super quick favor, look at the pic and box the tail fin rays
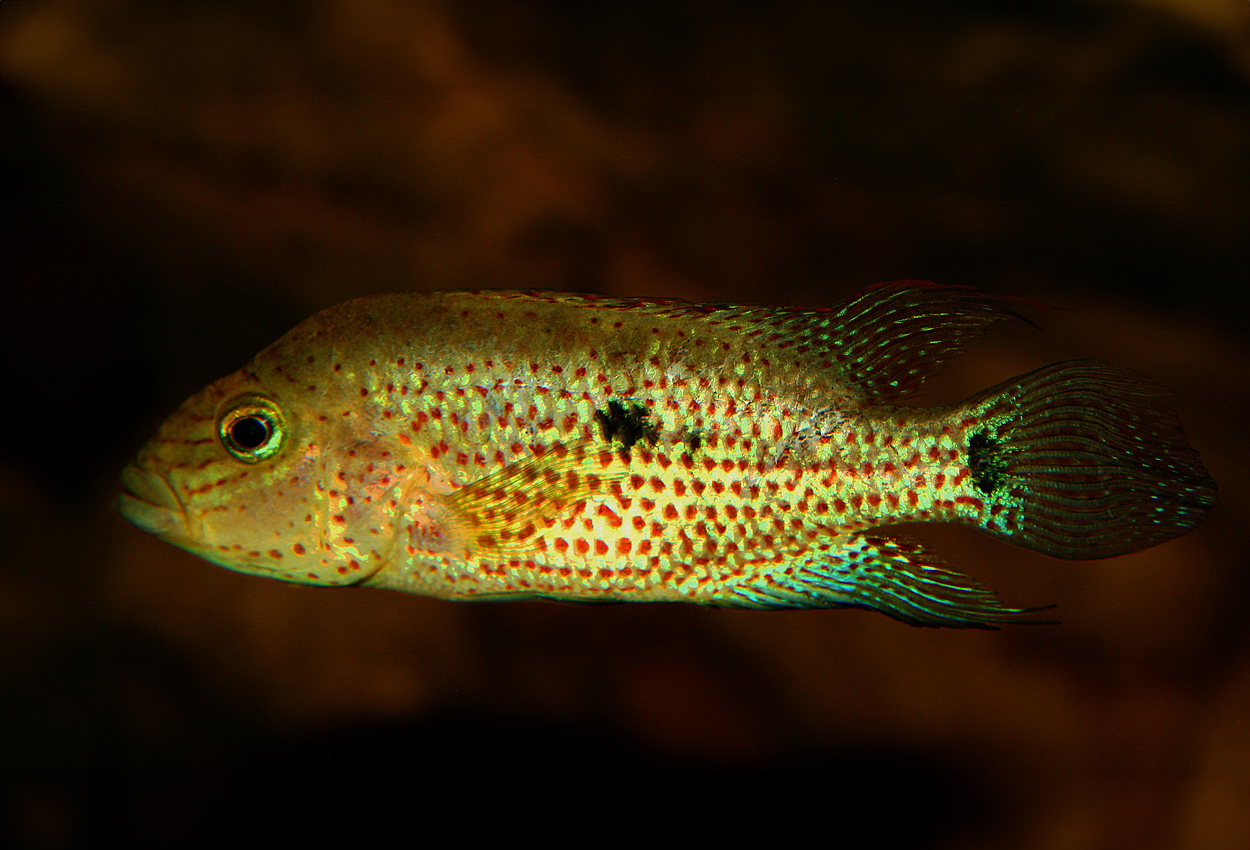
[966,360,1216,560]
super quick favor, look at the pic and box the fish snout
[117,462,190,539]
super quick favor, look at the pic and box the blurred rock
[0,1,1246,847]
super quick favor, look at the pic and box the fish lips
[117,462,190,540]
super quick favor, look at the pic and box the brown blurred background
[1,1,1248,847]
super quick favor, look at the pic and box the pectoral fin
[716,534,1053,629]
[441,441,627,555]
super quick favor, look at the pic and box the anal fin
[717,535,1054,629]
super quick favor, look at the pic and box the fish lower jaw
[117,462,194,541]
[116,490,190,538]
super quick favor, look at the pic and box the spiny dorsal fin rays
[441,440,628,555]
[486,283,1034,403]
[714,534,1054,628]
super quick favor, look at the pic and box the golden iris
[218,397,286,463]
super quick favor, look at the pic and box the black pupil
[230,416,271,450]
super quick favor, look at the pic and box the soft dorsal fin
[755,281,1038,402]
[441,441,627,555]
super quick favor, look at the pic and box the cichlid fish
[118,282,1216,627]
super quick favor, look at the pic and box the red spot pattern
[292,291,996,602]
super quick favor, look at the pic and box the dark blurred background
[1,1,1248,846]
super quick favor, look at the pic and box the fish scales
[119,282,1216,627]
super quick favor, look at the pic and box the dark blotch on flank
[595,400,658,453]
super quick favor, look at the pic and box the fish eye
[218,397,286,463]
[230,415,271,449]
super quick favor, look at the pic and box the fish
[118,281,1216,628]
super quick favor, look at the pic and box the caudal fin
[963,360,1216,560]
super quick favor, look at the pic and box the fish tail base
[964,360,1216,559]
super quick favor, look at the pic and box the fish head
[119,364,393,587]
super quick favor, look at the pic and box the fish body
[119,282,1216,627]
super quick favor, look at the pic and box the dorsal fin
[483,282,1037,402]
[760,281,1039,402]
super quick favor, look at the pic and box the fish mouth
[117,462,190,539]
